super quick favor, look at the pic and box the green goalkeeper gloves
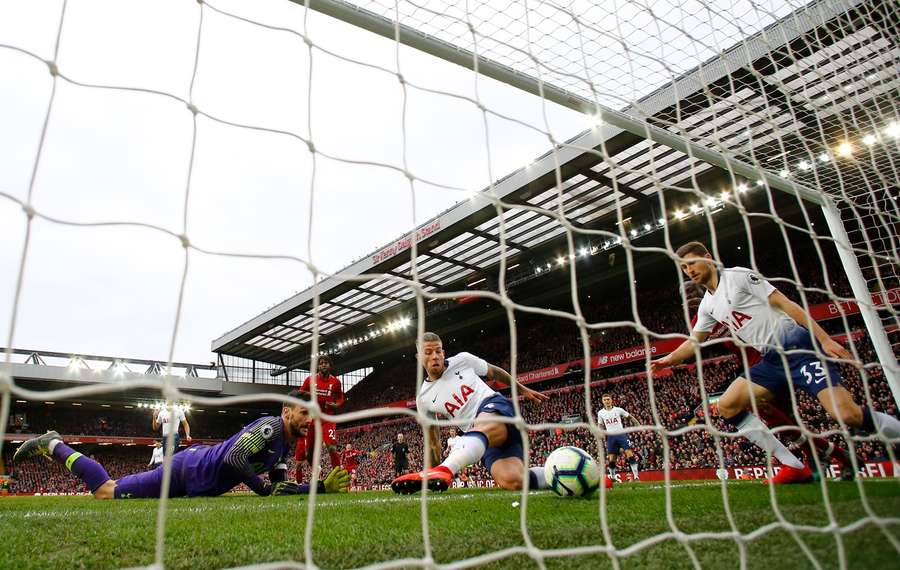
[272,481,302,496]
[270,468,350,495]
[323,467,351,493]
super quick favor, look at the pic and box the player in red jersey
[293,355,345,482]
[339,443,363,480]
[683,278,855,480]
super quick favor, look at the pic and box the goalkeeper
[13,389,350,498]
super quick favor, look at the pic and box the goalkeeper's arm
[223,419,281,496]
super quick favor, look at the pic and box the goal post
[822,199,900,402]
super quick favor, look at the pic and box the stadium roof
[212,0,898,368]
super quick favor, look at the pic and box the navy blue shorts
[476,394,524,472]
[749,324,842,398]
[606,434,631,456]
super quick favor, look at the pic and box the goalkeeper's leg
[14,432,113,497]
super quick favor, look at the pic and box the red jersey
[300,374,345,410]
[690,314,762,366]
[340,448,361,471]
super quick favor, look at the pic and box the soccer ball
[544,446,602,497]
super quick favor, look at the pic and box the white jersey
[150,446,164,466]
[598,407,630,435]
[417,352,497,432]
[156,407,186,437]
[692,267,796,354]
[447,436,462,452]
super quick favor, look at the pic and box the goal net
[1,0,899,568]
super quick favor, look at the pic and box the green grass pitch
[1,480,898,569]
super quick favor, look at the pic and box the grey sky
[0,0,593,363]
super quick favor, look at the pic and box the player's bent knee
[717,397,741,420]
[495,472,523,490]
[837,404,863,428]
[93,480,116,500]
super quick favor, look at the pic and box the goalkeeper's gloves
[272,481,303,496]
[323,467,351,493]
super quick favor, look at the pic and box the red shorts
[293,421,337,462]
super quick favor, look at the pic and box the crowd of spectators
[6,338,896,493]
[5,239,897,493]
[7,408,254,440]
[343,239,888,413]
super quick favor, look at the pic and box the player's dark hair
[317,354,332,365]
[418,331,442,346]
[675,241,709,259]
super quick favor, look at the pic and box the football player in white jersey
[391,332,550,493]
[651,241,900,484]
[598,394,640,481]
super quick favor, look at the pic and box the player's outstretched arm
[650,331,709,373]
[487,364,549,403]
[767,290,851,360]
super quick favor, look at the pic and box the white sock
[529,466,547,489]
[873,411,900,439]
[48,438,61,453]
[735,413,804,469]
[441,434,487,474]
[630,461,639,478]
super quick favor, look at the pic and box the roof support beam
[578,168,651,203]
[327,300,378,316]
[422,251,483,273]
[352,286,404,304]
[732,67,820,129]
[468,228,530,253]
[388,271,441,290]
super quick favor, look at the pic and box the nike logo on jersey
[443,384,475,417]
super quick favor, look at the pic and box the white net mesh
[1,0,899,568]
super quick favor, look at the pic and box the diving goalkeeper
[13,389,350,498]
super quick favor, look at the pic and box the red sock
[758,404,796,428]
[809,438,851,468]
[329,450,341,470]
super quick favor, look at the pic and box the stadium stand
[6,239,896,494]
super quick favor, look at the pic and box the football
[544,446,602,497]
